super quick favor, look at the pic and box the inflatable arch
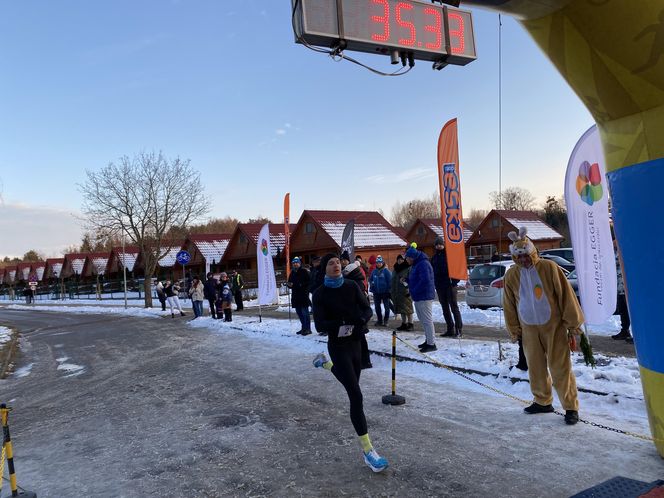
[460,0,664,456]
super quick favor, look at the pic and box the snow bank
[187,314,648,435]
[0,326,12,346]
[6,304,171,318]
[274,299,623,335]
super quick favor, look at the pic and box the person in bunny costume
[502,227,585,425]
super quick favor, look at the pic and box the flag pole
[287,286,292,323]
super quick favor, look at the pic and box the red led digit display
[297,0,477,65]
[448,12,464,54]
[370,0,390,42]
[423,7,442,51]
[395,2,416,47]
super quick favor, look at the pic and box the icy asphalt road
[0,309,661,498]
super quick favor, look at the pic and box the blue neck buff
[324,275,344,288]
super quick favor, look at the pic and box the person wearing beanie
[342,256,371,368]
[287,256,312,335]
[230,269,244,311]
[311,253,388,473]
[164,279,186,318]
[404,243,437,352]
[217,272,233,322]
[369,255,392,327]
[503,227,584,425]
[368,254,378,277]
[431,236,463,337]
[404,245,419,260]
[391,254,414,331]
[356,255,370,280]
[309,255,324,297]
[203,272,218,319]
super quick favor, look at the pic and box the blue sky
[0,0,593,258]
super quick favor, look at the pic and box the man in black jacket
[309,255,324,296]
[431,237,462,337]
[203,272,218,319]
[230,270,244,311]
[287,257,312,335]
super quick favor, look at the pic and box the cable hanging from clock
[291,0,474,75]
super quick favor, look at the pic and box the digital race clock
[293,0,476,66]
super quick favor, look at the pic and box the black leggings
[328,340,367,436]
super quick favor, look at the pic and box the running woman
[311,253,389,473]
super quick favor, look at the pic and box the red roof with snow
[44,258,65,279]
[82,252,112,276]
[298,210,406,249]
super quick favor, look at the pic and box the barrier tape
[395,335,661,444]
[196,316,662,443]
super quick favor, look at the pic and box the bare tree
[390,192,441,229]
[247,216,272,224]
[80,152,209,307]
[62,244,80,255]
[22,250,44,262]
[540,195,570,245]
[189,216,239,235]
[465,208,488,229]
[489,187,535,211]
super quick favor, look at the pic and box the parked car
[539,254,574,274]
[566,269,579,298]
[541,248,575,264]
[465,261,514,309]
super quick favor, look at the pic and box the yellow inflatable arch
[461,0,664,457]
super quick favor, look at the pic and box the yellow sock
[323,360,333,370]
[359,434,373,453]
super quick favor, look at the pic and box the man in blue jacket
[369,255,392,326]
[431,237,462,337]
[405,244,437,352]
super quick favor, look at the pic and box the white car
[465,261,514,309]
[541,248,575,264]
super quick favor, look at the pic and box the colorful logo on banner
[443,163,463,244]
[260,239,269,256]
[576,160,603,206]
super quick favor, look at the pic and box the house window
[491,219,500,228]
[305,222,315,234]
[416,226,425,235]
[239,234,247,244]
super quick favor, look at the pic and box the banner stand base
[382,394,406,405]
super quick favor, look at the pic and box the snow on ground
[188,314,649,437]
[275,298,623,335]
[5,300,647,436]
[14,363,33,378]
[0,326,12,346]
[6,304,173,318]
[4,291,623,335]
[0,291,148,302]
[55,356,85,377]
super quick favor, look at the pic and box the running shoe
[363,449,389,473]
[313,353,329,369]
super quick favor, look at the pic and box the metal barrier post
[1,404,37,498]
[382,331,406,405]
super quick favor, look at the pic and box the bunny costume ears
[508,226,536,256]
